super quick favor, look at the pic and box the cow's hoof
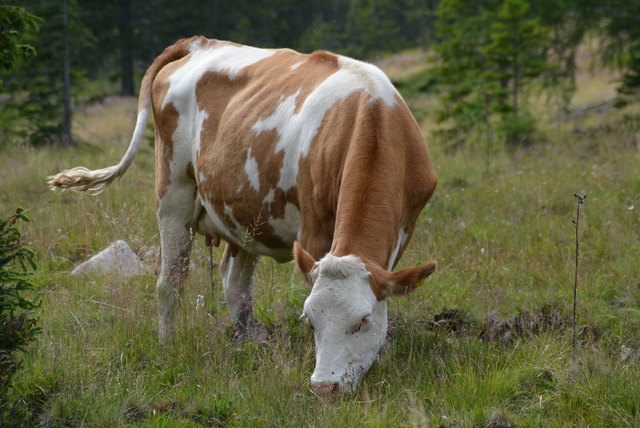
[232,319,270,343]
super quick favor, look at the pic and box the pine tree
[433,0,550,147]
[432,0,501,146]
[620,46,640,94]
[0,209,40,424]
[484,0,548,117]
[602,0,640,95]
[0,5,41,79]
[483,0,549,145]
[0,5,41,146]
[1,0,92,146]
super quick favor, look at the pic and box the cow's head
[294,242,436,394]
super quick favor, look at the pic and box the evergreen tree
[602,0,640,95]
[2,0,92,145]
[0,209,40,424]
[528,0,599,108]
[432,0,500,145]
[483,0,548,145]
[432,0,550,147]
[0,5,41,80]
[0,5,41,146]
[620,46,640,95]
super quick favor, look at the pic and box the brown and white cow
[49,36,437,393]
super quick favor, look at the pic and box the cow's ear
[371,260,436,298]
[294,242,316,286]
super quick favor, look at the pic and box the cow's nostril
[311,381,340,395]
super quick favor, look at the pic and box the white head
[294,242,436,394]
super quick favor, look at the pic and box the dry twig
[572,193,587,353]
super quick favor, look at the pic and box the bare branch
[572,193,587,354]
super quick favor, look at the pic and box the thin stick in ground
[205,234,218,315]
[572,193,587,353]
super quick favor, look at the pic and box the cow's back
[151,39,432,262]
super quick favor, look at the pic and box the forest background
[2,0,639,148]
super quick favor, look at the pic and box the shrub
[496,111,538,147]
[0,208,40,421]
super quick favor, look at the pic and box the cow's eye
[307,319,315,331]
[353,316,369,333]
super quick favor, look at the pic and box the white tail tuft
[48,108,150,195]
[48,165,125,195]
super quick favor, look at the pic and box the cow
[48,36,437,394]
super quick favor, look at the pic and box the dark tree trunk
[62,0,73,146]
[119,0,134,95]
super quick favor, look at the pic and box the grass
[373,48,432,82]
[1,55,639,426]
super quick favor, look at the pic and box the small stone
[71,240,141,277]
[620,345,632,362]
[487,410,515,428]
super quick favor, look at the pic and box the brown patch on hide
[193,48,341,253]
[241,49,340,115]
[153,103,179,200]
[151,56,189,201]
[329,96,437,269]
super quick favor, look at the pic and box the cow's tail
[48,37,200,195]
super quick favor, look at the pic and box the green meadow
[1,53,639,427]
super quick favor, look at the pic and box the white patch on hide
[337,56,398,108]
[194,108,209,157]
[164,44,275,113]
[263,188,276,204]
[244,148,261,192]
[189,39,202,52]
[388,227,408,270]
[224,204,243,231]
[268,203,300,244]
[161,43,275,175]
[251,57,398,192]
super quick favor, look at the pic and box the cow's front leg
[220,245,262,340]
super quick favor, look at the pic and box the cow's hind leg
[220,245,264,340]
[156,182,195,344]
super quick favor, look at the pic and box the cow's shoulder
[331,55,398,108]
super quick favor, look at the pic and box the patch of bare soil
[404,304,604,348]
[480,304,569,346]
[424,308,476,335]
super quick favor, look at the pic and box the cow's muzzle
[310,380,340,395]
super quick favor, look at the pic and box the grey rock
[71,240,141,277]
